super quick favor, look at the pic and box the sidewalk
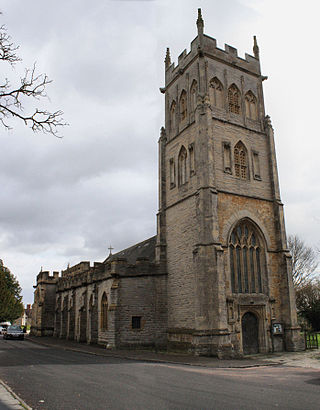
[0,380,31,410]
[26,335,281,368]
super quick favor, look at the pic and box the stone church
[31,10,303,357]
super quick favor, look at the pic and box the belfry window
[245,91,258,120]
[179,90,187,122]
[234,141,248,179]
[100,293,108,331]
[229,221,264,294]
[209,77,224,109]
[228,84,241,114]
[178,146,187,185]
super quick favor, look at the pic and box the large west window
[229,221,265,294]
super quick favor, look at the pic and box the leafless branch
[288,234,319,289]
[0,24,21,65]
[0,16,66,137]
[0,64,67,137]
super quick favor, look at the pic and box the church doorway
[242,312,259,355]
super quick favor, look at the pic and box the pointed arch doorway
[242,312,259,355]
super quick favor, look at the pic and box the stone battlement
[36,270,59,283]
[61,261,91,277]
[165,18,260,87]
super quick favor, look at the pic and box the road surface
[0,337,319,409]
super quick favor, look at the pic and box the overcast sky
[1,0,319,304]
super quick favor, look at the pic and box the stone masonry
[31,9,303,357]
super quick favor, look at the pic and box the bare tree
[288,234,319,288]
[0,17,66,137]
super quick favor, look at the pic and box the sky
[1,0,319,304]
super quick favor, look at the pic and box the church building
[31,10,303,357]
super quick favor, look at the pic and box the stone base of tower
[167,329,236,359]
[284,327,305,351]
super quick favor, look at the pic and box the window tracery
[228,84,241,114]
[178,146,187,185]
[234,141,248,179]
[209,77,224,108]
[179,90,187,122]
[245,91,257,120]
[229,221,264,294]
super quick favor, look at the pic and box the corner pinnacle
[165,47,171,69]
[253,35,259,59]
[197,8,204,37]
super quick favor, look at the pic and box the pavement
[0,380,31,410]
[24,334,320,369]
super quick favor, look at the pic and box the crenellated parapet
[57,261,105,292]
[36,270,59,284]
[165,10,260,89]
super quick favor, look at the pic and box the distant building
[31,10,303,357]
[14,304,32,327]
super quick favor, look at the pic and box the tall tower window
[179,90,187,122]
[190,80,198,114]
[170,101,176,135]
[234,141,248,179]
[169,158,176,188]
[228,84,241,114]
[223,142,232,174]
[189,143,195,176]
[209,77,224,109]
[178,146,187,185]
[100,292,108,331]
[245,91,258,120]
[229,221,264,294]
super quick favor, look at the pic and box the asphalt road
[0,337,319,410]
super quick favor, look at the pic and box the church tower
[156,9,303,357]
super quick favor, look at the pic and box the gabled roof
[104,236,156,265]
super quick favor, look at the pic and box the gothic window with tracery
[170,100,176,134]
[245,91,258,120]
[228,84,241,114]
[178,146,187,185]
[179,90,187,122]
[209,77,224,108]
[229,221,264,294]
[100,292,108,331]
[234,141,248,179]
[190,80,198,114]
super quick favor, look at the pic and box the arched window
[234,141,248,179]
[229,220,264,294]
[178,146,187,185]
[100,293,108,331]
[228,84,241,114]
[245,91,257,120]
[209,77,224,108]
[179,90,187,122]
[190,80,198,114]
[170,100,176,134]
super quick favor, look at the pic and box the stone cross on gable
[108,245,114,256]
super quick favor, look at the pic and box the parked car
[0,322,11,334]
[3,325,24,340]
